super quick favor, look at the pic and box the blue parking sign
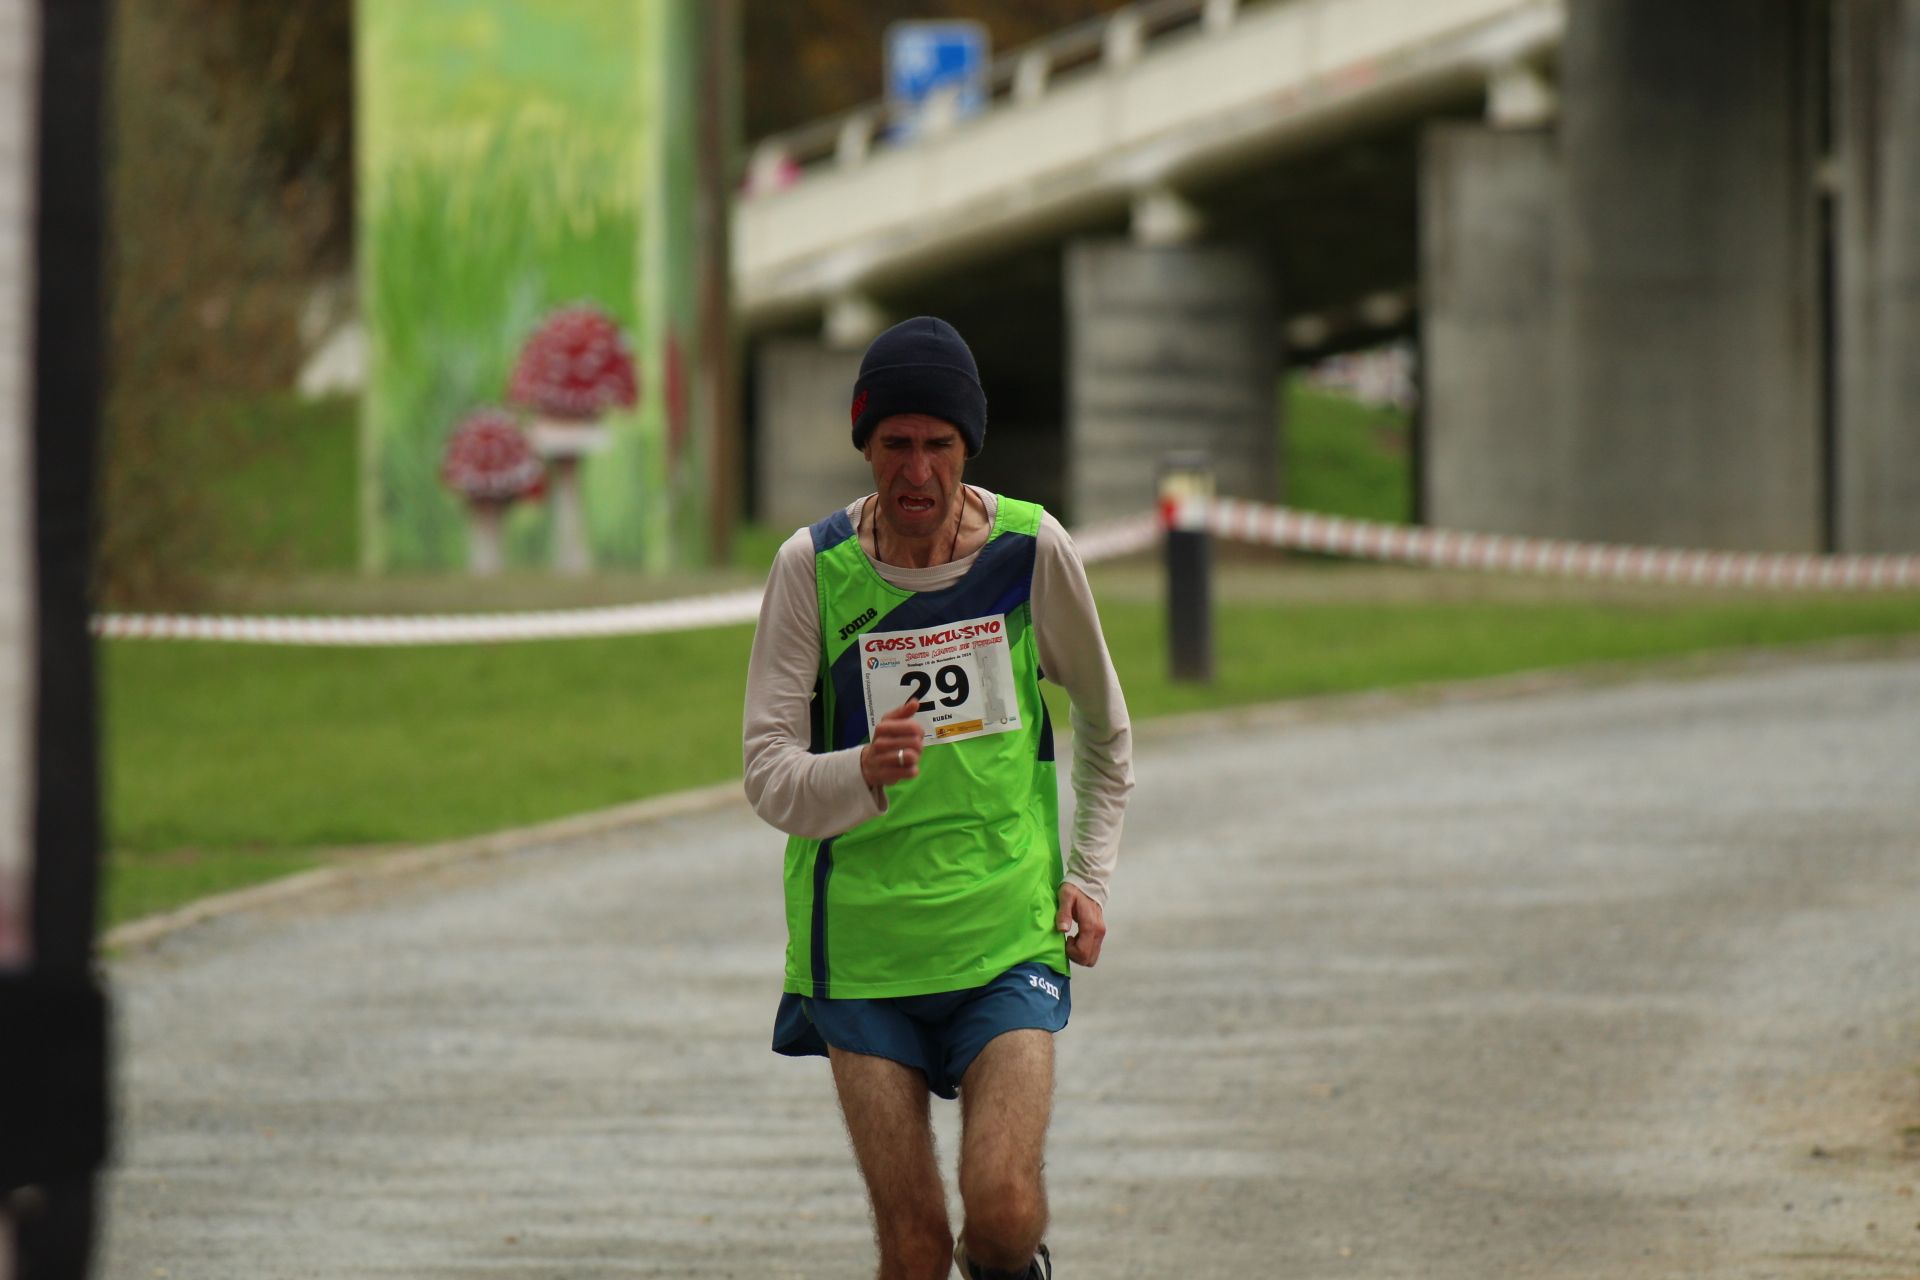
[886,21,989,132]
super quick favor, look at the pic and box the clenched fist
[861,698,924,788]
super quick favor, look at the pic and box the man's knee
[958,1167,1046,1262]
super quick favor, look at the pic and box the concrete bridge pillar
[1835,0,1920,551]
[752,338,869,533]
[1419,123,1559,536]
[1064,241,1278,524]
[1553,0,1821,550]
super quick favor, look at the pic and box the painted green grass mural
[356,0,704,573]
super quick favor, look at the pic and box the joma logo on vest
[837,607,878,642]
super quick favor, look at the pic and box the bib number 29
[858,611,1019,746]
[900,664,969,712]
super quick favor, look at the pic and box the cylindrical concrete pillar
[1835,0,1920,551]
[752,340,870,532]
[1064,241,1277,525]
[1555,0,1822,550]
[1420,123,1560,536]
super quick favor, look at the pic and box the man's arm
[1032,512,1134,958]
[742,529,892,838]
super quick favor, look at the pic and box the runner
[743,315,1134,1279]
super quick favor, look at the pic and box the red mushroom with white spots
[441,408,544,576]
[508,303,640,574]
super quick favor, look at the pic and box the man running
[743,315,1133,1279]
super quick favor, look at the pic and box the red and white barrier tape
[1174,498,1920,591]
[91,588,768,646]
[87,516,1163,646]
[1069,511,1162,564]
[89,505,1920,646]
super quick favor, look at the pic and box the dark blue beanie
[849,316,988,457]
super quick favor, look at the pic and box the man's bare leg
[956,1029,1054,1274]
[828,1048,953,1280]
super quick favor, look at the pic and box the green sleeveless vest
[782,493,1067,999]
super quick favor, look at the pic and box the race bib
[859,612,1022,746]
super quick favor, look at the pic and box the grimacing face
[863,413,967,545]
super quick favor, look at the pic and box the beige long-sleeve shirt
[741,487,1133,907]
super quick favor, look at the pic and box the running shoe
[953,1237,1051,1279]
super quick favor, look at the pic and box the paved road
[100,655,1920,1278]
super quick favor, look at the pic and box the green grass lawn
[102,580,1920,927]
[1283,377,1412,523]
[102,624,754,922]
[1097,591,1920,720]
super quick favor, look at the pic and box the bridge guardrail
[745,0,1244,191]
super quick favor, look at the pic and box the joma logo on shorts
[1028,973,1061,1000]
[838,607,878,641]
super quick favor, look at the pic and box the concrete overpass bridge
[734,0,1920,556]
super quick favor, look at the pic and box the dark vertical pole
[1160,452,1213,684]
[6,1,112,1277]
[30,0,105,979]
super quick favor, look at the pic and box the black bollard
[1159,453,1214,683]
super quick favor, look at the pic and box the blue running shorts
[772,962,1070,1099]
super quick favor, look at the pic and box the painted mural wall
[356,0,707,573]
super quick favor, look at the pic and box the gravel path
[100,654,1920,1278]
